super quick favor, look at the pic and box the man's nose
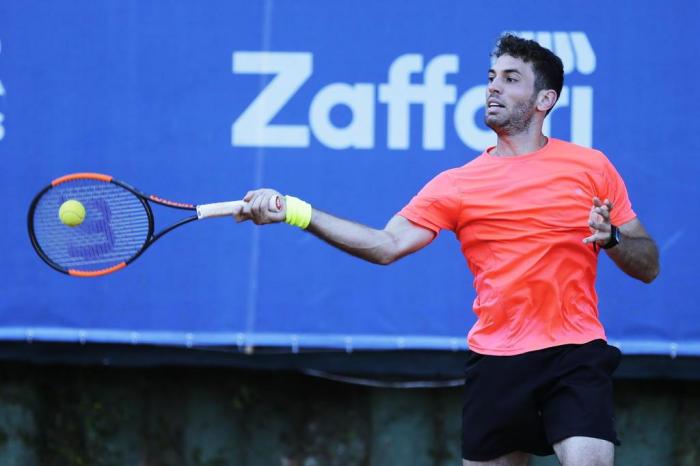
[487,78,501,95]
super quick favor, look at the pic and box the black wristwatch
[602,224,621,249]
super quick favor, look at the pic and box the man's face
[485,54,538,135]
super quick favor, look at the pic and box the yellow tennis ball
[59,199,86,227]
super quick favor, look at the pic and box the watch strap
[602,224,620,249]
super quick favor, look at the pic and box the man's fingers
[247,190,285,224]
[588,219,610,231]
[593,206,610,222]
[255,195,272,224]
[586,196,614,245]
[582,231,598,243]
[260,194,286,223]
[589,209,604,228]
[237,189,286,224]
[583,231,608,244]
[234,202,252,223]
[588,207,610,230]
[250,194,264,218]
[592,197,613,213]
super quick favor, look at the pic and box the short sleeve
[598,155,636,225]
[397,170,461,234]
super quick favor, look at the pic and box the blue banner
[1,1,698,356]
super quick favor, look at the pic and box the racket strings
[32,179,151,271]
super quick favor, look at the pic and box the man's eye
[488,76,494,82]
[506,77,517,83]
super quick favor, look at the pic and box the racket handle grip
[196,196,282,219]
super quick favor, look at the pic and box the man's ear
[537,89,558,113]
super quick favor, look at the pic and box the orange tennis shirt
[398,138,636,356]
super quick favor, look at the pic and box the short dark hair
[493,33,564,113]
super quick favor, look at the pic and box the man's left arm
[583,197,660,284]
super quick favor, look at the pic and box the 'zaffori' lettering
[231,36,594,151]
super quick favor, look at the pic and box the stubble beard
[485,95,538,137]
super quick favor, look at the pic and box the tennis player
[236,34,660,466]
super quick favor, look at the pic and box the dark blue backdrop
[1,1,698,356]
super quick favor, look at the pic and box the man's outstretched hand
[235,189,286,225]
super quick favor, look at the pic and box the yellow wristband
[284,195,312,229]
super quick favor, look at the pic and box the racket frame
[28,172,199,277]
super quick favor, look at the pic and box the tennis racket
[27,172,280,277]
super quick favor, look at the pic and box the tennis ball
[59,199,86,227]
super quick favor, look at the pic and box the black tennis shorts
[461,339,622,461]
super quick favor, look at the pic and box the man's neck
[493,130,548,157]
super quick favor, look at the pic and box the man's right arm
[237,189,436,265]
[307,209,435,265]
